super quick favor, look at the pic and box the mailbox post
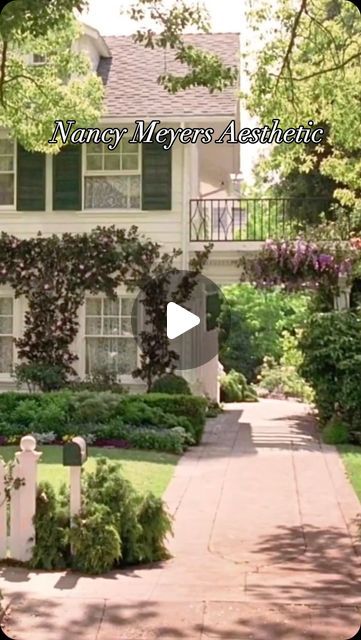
[63,436,87,521]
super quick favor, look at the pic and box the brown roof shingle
[97,33,240,119]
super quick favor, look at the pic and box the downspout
[181,120,188,270]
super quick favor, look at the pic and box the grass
[0,446,179,497]
[338,444,361,501]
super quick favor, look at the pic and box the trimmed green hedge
[123,394,207,444]
[0,390,207,449]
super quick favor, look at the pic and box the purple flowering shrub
[242,239,354,292]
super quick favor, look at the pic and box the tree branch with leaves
[245,0,361,208]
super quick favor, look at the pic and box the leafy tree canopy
[245,0,361,207]
[0,0,237,152]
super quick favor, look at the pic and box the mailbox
[63,436,88,467]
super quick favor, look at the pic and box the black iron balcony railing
[189,198,333,242]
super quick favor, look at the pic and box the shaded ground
[2,399,361,639]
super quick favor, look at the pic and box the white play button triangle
[167,302,200,340]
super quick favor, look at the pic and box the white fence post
[0,459,7,559]
[9,435,42,562]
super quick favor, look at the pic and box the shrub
[35,404,68,433]
[83,458,172,566]
[125,394,207,444]
[70,391,122,425]
[136,493,173,562]
[257,357,314,404]
[0,390,206,451]
[205,399,223,418]
[14,362,67,392]
[104,422,187,453]
[300,310,361,426]
[68,365,126,394]
[31,432,57,444]
[322,417,349,445]
[70,504,121,574]
[30,482,69,570]
[31,459,173,574]
[151,374,191,395]
[10,399,39,428]
[220,370,258,403]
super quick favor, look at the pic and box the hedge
[0,390,207,449]
[123,394,207,443]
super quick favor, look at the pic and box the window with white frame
[32,54,47,65]
[0,137,15,207]
[85,296,137,375]
[84,141,141,210]
[0,297,13,373]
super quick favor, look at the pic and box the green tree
[219,283,311,381]
[0,0,237,152]
[0,1,104,151]
[245,0,361,208]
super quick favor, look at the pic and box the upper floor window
[0,137,15,207]
[32,54,47,65]
[84,141,141,210]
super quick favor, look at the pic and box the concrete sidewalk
[2,399,361,639]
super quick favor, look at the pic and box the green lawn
[338,445,361,501]
[0,446,179,497]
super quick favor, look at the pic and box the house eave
[101,113,238,123]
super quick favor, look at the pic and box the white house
[0,24,247,397]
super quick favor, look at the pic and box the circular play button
[131,270,229,371]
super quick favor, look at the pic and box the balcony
[189,198,333,243]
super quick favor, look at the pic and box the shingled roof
[97,33,240,119]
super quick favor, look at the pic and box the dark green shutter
[17,144,45,211]
[206,291,222,331]
[142,140,172,210]
[53,144,82,210]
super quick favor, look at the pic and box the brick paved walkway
[2,400,361,639]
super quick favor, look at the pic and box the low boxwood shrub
[103,422,188,453]
[10,399,40,428]
[124,394,207,444]
[151,374,191,395]
[70,391,122,425]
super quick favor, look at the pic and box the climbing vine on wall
[133,245,213,390]
[0,226,211,385]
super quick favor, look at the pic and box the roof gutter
[100,114,237,124]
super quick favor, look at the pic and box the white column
[190,141,199,199]
[0,460,7,559]
[10,435,42,562]
[199,354,220,402]
[334,275,351,311]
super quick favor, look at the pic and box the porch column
[198,354,220,403]
[334,275,351,311]
[190,141,199,199]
